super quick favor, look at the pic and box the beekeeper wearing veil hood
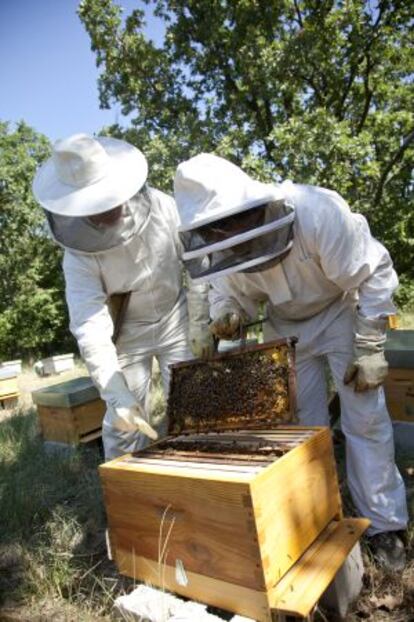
[32,134,213,460]
[174,153,408,572]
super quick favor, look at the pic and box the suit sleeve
[63,250,137,409]
[157,189,212,327]
[310,188,398,318]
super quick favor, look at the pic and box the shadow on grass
[0,409,132,620]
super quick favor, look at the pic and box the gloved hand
[189,323,216,359]
[343,313,388,392]
[107,405,159,440]
[209,310,248,341]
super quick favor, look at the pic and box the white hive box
[0,359,22,375]
[41,353,75,375]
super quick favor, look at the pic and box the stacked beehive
[32,376,105,444]
[100,339,369,621]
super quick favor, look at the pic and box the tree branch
[356,53,373,133]
[333,2,386,119]
[374,129,414,205]
[293,0,304,28]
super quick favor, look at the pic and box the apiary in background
[100,339,369,621]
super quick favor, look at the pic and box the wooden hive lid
[32,376,99,408]
[167,337,297,435]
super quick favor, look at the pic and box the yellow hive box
[0,375,18,399]
[384,368,414,422]
[32,376,106,444]
[100,339,369,621]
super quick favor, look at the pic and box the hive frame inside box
[100,339,369,621]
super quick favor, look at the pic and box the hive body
[100,340,368,620]
[32,376,105,444]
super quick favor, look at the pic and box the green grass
[0,409,126,620]
[1,366,413,621]
[0,372,169,620]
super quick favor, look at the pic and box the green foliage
[78,0,413,283]
[394,274,414,312]
[0,122,74,359]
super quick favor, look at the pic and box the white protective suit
[62,187,208,460]
[175,156,408,535]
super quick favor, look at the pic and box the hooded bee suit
[174,153,408,536]
[33,134,209,460]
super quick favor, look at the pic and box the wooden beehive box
[0,368,19,408]
[32,376,105,444]
[100,339,369,621]
[384,330,414,422]
[0,359,22,375]
[41,353,75,375]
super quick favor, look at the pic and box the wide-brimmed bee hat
[32,133,148,217]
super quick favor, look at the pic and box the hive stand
[113,544,364,621]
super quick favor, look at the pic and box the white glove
[343,313,388,392]
[107,405,159,440]
[189,323,216,359]
[209,310,249,341]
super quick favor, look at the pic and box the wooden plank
[100,468,265,590]
[127,458,264,474]
[79,428,102,443]
[0,391,19,401]
[112,548,272,622]
[37,405,79,443]
[387,368,414,382]
[269,518,370,618]
[37,399,105,443]
[101,457,257,482]
[251,428,343,589]
[384,376,414,421]
[72,399,105,435]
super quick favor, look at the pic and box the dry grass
[331,447,414,622]
[0,363,133,621]
[0,347,413,621]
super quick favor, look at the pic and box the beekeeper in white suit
[174,153,408,571]
[32,134,214,460]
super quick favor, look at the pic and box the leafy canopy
[0,122,73,359]
[78,0,413,285]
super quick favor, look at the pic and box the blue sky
[0,0,164,142]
